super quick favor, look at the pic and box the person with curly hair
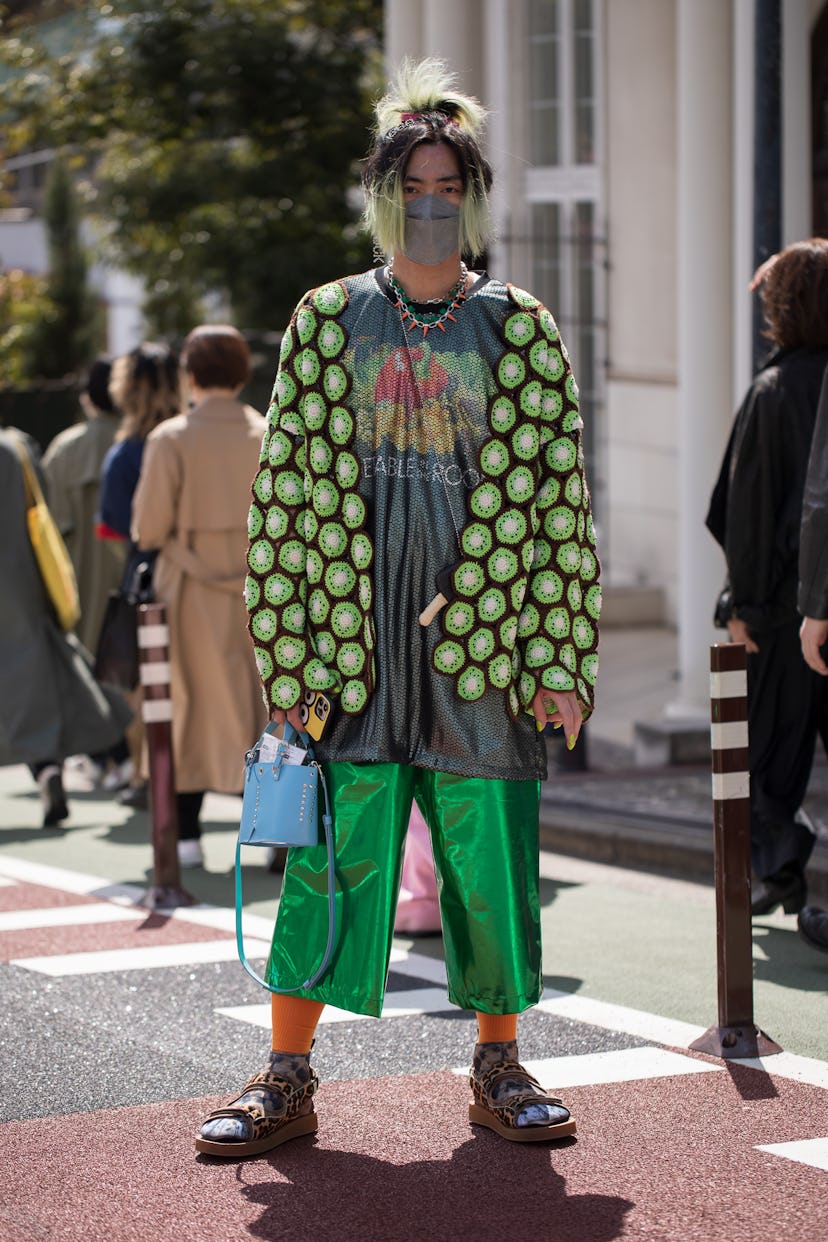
[196,58,601,1158]
[707,238,828,920]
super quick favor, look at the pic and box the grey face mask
[402,195,461,266]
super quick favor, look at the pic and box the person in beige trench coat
[132,325,268,867]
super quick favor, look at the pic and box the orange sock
[271,994,325,1054]
[476,1012,518,1044]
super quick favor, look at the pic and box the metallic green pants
[265,762,542,1018]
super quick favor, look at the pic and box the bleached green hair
[361,58,494,261]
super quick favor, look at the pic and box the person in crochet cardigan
[197,58,601,1159]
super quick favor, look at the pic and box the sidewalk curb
[539,803,828,905]
[539,806,713,882]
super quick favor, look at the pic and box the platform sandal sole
[195,1110,318,1158]
[468,1103,577,1143]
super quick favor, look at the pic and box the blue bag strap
[234,761,336,994]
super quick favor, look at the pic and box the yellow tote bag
[11,431,81,633]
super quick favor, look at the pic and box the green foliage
[0,159,101,382]
[0,267,55,384]
[1,0,383,330]
[25,158,101,378]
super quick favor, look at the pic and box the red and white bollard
[136,601,195,909]
[689,642,780,1059]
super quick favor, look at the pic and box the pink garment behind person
[395,802,442,935]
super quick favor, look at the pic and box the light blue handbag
[235,721,336,993]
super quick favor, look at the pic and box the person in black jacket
[706,238,828,919]
[797,366,828,954]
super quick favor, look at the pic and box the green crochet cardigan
[245,270,600,724]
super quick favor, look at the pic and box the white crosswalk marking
[0,904,143,931]
[218,985,454,1030]
[756,1138,828,1171]
[724,1051,828,1091]
[1,853,827,1100]
[537,990,706,1047]
[453,1046,722,1089]
[11,937,271,976]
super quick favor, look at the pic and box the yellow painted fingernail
[553,722,562,729]
[567,734,576,750]
[536,721,544,732]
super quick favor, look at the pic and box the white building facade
[385,0,828,716]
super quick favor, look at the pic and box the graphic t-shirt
[317,271,543,778]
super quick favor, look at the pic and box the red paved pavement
[0,881,103,913]
[0,911,233,962]
[2,867,827,1241]
[0,881,241,964]
[2,1065,827,1241]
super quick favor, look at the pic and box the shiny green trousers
[265,762,542,1018]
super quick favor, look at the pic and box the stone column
[483,0,510,278]
[671,0,735,720]
[422,0,484,95]
[385,0,423,70]
[781,0,812,244]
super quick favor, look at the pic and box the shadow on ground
[230,1136,634,1242]
[752,923,828,994]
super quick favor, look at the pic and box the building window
[529,0,560,165]
[573,0,595,163]
[530,200,602,471]
[525,0,603,490]
[528,0,595,168]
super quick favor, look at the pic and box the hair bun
[375,57,487,140]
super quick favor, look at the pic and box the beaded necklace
[386,263,469,337]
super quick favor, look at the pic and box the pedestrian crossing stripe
[2,853,828,1094]
[218,986,453,1029]
[457,1047,722,1088]
[0,904,143,932]
[755,1137,828,1172]
[9,937,273,977]
[536,990,704,1049]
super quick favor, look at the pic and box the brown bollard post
[689,643,781,1059]
[136,601,196,910]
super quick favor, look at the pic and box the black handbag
[93,549,156,690]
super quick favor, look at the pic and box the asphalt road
[1,763,827,1241]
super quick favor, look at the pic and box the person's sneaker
[64,755,105,790]
[37,766,69,827]
[115,783,148,810]
[102,758,134,791]
[178,839,204,869]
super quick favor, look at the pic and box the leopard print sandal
[469,1046,577,1144]
[195,1061,319,1158]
